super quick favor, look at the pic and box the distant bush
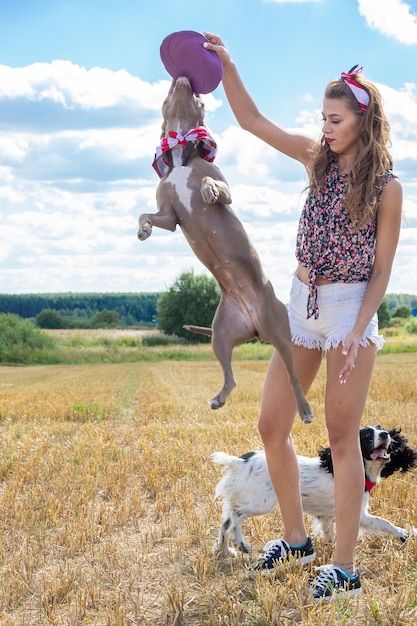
[377,299,391,329]
[142,334,185,347]
[404,318,417,335]
[393,305,412,319]
[157,271,219,341]
[36,309,65,329]
[0,314,56,363]
[90,310,122,329]
[36,308,122,329]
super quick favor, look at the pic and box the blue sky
[1,0,417,301]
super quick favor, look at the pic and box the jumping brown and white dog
[211,425,417,556]
[138,76,312,421]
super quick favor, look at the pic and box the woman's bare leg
[258,345,322,546]
[325,344,376,572]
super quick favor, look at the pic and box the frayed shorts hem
[289,275,385,353]
[291,332,384,353]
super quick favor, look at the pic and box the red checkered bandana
[152,127,217,178]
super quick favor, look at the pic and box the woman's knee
[258,413,275,444]
[258,410,294,446]
[326,424,361,459]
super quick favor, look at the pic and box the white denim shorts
[289,274,384,352]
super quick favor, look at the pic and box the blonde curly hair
[306,73,393,228]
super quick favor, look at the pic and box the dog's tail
[210,451,243,468]
[183,324,213,337]
[210,452,250,502]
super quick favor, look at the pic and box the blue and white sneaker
[249,537,315,575]
[311,565,362,602]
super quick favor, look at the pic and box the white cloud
[358,0,417,44]
[231,183,305,218]
[0,59,416,296]
[0,61,166,110]
[376,82,417,168]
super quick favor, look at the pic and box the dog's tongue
[370,448,389,460]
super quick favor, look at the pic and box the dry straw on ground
[0,349,416,624]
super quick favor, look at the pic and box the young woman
[203,33,402,601]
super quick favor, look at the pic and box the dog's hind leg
[216,511,250,556]
[209,302,254,409]
[274,334,313,423]
[183,320,238,409]
[230,510,251,553]
[262,295,313,423]
[314,516,335,541]
[216,516,236,556]
[209,337,237,409]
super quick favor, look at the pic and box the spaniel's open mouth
[370,444,390,461]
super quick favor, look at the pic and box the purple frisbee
[160,30,223,94]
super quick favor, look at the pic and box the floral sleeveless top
[296,158,396,319]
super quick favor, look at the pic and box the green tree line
[384,293,417,316]
[1,278,416,333]
[0,293,158,328]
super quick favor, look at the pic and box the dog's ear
[381,428,417,478]
[318,446,333,475]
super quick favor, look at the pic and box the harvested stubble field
[0,344,417,625]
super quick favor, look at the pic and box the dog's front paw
[397,527,416,543]
[138,219,152,241]
[201,176,219,204]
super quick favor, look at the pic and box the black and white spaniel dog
[211,425,417,556]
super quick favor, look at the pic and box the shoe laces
[263,540,288,561]
[313,565,341,591]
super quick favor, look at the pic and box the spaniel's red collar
[365,478,376,492]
